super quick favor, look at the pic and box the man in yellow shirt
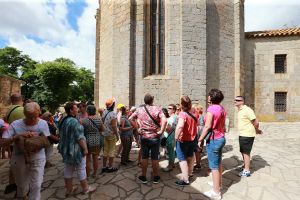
[235,96,262,177]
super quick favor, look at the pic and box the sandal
[65,186,78,197]
[83,185,96,194]
[193,164,201,171]
[106,167,118,173]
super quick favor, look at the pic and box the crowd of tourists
[0,89,262,200]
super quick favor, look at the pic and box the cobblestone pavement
[0,123,300,200]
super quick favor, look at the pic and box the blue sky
[0,0,299,71]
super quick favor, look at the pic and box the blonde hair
[193,104,203,111]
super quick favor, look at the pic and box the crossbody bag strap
[5,105,21,123]
[185,111,198,123]
[102,110,112,123]
[144,105,160,128]
[88,118,100,131]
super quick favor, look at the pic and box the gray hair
[86,105,96,116]
[24,102,40,114]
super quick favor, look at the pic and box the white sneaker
[208,181,223,190]
[204,190,222,200]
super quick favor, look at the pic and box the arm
[175,118,184,140]
[99,122,105,132]
[78,139,88,156]
[158,116,167,135]
[251,119,262,134]
[111,118,119,140]
[120,118,132,132]
[198,112,213,146]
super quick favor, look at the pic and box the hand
[83,149,88,156]
[256,129,263,135]
[198,140,202,148]
[23,132,34,138]
[157,130,163,135]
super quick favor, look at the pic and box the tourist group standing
[0,89,262,200]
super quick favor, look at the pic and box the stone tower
[95,0,245,126]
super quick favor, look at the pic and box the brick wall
[0,75,23,117]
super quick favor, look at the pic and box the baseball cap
[117,103,125,109]
[105,97,115,108]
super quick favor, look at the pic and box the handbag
[204,129,214,143]
[15,133,50,163]
[160,128,175,147]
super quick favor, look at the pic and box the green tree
[70,68,94,102]
[33,60,77,112]
[0,47,35,77]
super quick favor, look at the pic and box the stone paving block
[247,186,263,200]
[96,184,119,198]
[160,186,189,200]
[115,179,139,192]
[145,187,162,199]
[41,188,56,200]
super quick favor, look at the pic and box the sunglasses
[234,99,243,102]
[167,107,173,110]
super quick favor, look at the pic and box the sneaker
[106,167,118,173]
[204,190,222,200]
[175,180,190,186]
[101,167,108,173]
[153,176,160,184]
[238,170,251,177]
[138,176,148,184]
[236,166,244,172]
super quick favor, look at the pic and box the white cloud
[0,0,97,71]
[245,1,300,31]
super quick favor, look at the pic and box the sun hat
[117,103,125,109]
[105,97,115,108]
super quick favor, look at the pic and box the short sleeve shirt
[5,105,25,124]
[238,105,256,137]
[205,105,226,140]
[130,105,164,139]
[3,119,50,161]
[177,111,199,142]
[102,110,117,137]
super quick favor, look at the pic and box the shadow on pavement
[221,154,270,195]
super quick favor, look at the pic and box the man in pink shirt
[129,93,167,184]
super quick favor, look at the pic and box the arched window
[144,0,165,76]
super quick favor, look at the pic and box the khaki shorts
[103,135,117,157]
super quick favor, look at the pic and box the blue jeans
[206,137,226,170]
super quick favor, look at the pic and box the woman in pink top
[175,96,199,186]
[198,89,226,200]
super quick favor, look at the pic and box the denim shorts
[140,137,160,160]
[176,139,197,161]
[206,137,226,170]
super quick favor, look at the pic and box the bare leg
[243,153,251,171]
[179,160,189,182]
[92,154,99,176]
[212,169,221,193]
[64,178,73,193]
[141,159,148,177]
[79,179,89,192]
[108,157,114,168]
[152,160,159,177]
[103,156,108,168]
[187,157,194,176]
[86,154,91,177]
